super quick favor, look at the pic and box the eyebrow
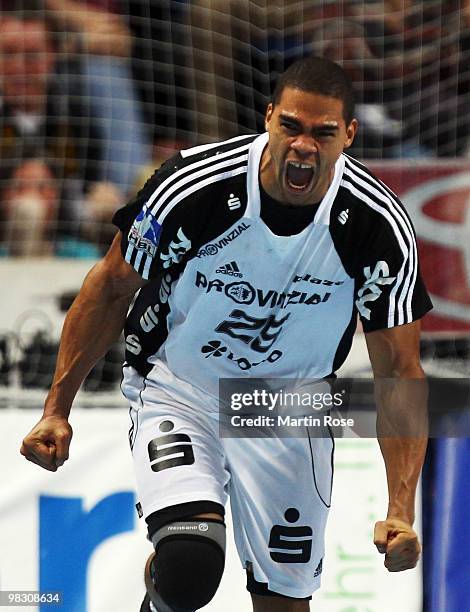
[279,114,340,130]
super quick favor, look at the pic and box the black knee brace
[150,518,226,611]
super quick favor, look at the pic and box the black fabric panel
[246,570,312,600]
[121,169,251,374]
[259,182,320,236]
[115,138,258,374]
[332,304,358,373]
[330,184,432,332]
[112,152,182,261]
[112,137,255,281]
[156,535,225,610]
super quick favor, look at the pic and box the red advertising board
[369,162,470,333]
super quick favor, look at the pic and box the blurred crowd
[0,0,151,257]
[1,0,470,257]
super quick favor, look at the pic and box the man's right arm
[20,232,147,472]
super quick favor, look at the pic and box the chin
[282,181,314,203]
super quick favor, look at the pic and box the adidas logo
[216,261,243,277]
[227,193,241,211]
[314,558,323,577]
[338,209,349,225]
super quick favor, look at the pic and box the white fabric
[154,212,355,401]
[123,364,332,599]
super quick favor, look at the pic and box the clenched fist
[20,416,73,472]
[374,518,421,572]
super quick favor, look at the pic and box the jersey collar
[245,132,345,225]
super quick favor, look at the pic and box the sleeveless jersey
[113,133,432,400]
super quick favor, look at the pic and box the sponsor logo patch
[356,260,396,320]
[292,274,345,286]
[160,227,191,269]
[197,222,251,257]
[128,210,162,256]
[227,193,241,210]
[216,261,243,277]
[201,339,283,370]
[338,209,349,225]
[195,272,331,308]
[268,508,313,564]
[314,558,323,577]
[147,420,195,472]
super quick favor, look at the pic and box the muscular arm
[45,233,145,417]
[21,233,146,470]
[365,320,428,571]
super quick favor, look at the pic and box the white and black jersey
[113,133,432,400]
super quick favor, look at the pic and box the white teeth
[288,162,312,169]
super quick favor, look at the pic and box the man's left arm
[365,319,428,572]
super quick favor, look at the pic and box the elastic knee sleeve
[151,519,226,611]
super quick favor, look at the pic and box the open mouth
[285,161,315,192]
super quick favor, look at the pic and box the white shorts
[122,362,334,599]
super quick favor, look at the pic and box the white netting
[1,1,469,259]
[1,1,469,398]
[130,0,469,156]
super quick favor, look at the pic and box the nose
[290,135,318,157]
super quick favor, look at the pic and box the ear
[264,102,274,132]
[343,118,358,149]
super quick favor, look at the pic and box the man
[43,0,152,193]
[0,152,100,257]
[0,154,60,256]
[0,8,101,193]
[0,3,146,251]
[21,57,431,612]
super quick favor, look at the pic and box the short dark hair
[272,56,355,125]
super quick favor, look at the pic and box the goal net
[0,1,469,398]
[1,1,469,255]
[130,0,469,157]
